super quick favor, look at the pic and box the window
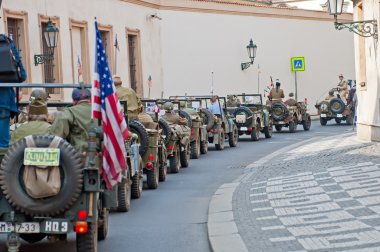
[70,19,90,84]
[98,24,114,75]
[39,15,62,100]
[126,28,143,97]
[4,9,30,98]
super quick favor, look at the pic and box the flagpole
[114,34,118,75]
[211,71,214,96]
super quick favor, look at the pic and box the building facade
[352,0,380,141]
[1,0,354,115]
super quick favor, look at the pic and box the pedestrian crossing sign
[291,57,305,72]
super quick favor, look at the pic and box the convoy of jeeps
[0,82,355,252]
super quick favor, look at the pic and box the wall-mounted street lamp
[241,39,257,71]
[34,18,59,66]
[327,0,377,39]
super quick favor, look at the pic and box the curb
[207,132,355,252]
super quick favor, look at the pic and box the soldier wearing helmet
[10,98,51,146]
[50,88,92,153]
[162,102,188,126]
[226,95,241,107]
[30,89,49,102]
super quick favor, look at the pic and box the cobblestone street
[233,134,380,252]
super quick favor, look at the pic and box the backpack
[0,34,22,83]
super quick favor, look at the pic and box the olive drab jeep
[0,83,114,252]
[129,99,168,189]
[168,97,209,159]
[271,99,311,133]
[116,100,143,211]
[189,96,238,150]
[156,101,191,173]
[226,94,272,141]
[315,88,354,126]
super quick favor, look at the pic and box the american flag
[92,20,128,189]
[147,75,152,88]
[77,56,83,83]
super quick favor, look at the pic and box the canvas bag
[0,34,22,83]
[23,136,62,199]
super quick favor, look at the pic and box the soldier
[269,81,285,101]
[137,105,158,130]
[226,95,241,107]
[114,75,141,120]
[10,98,51,145]
[161,102,190,146]
[337,74,349,103]
[285,92,297,106]
[50,88,92,153]
[325,90,335,101]
[180,101,198,117]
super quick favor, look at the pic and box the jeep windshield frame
[227,94,263,106]
[169,95,226,121]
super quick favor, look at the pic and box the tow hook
[7,212,20,252]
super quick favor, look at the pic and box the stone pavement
[209,133,380,252]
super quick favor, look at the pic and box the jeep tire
[116,173,131,212]
[0,135,83,216]
[129,120,149,156]
[169,147,180,173]
[303,114,311,131]
[329,98,345,114]
[200,109,215,131]
[229,124,238,147]
[200,140,208,154]
[147,163,159,189]
[335,118,342,124]
[190,140,201,159]
[289,116,298,133]
[275,125,282,132]
[251,126,260,141]
[180,143,190,168]
[97,208,109,241]
[320,117,328,126]
[131,156,143,199]
[215,131,225,150]
[77,221,98,252]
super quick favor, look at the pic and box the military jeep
[0,83,115,252]
[168,97,209,159]
[315,88,354,126]
[226,94,272,141]
[271,100,311,133]
[189,96,238,150]
[156,101,191,173]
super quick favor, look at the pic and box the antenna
[211,71,214,96]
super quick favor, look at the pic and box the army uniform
[285,93,297,107]
[269,88,285,101]
[114,75,141,120]
[226,96,241,107]
[50,89,92,153]
[10,98,51,146]
[338,76,349,103]
[162,102,190,146]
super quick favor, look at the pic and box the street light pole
[257,64,260,94]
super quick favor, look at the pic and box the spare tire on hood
[0,135,83,216]
[271,102,289,121]
[129,120,149,156]
[329,98,345,114]
[233,106,253,127]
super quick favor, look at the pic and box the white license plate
[320,114,327,118]
[0,222,13,233]
[240,127,248,131]
[15,222,40,233]
[337,114,343,118]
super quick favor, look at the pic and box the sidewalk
[208,133,380,252]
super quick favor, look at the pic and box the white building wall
[0,0,164,99]
[355,0,380,141]
[160,10,355,114]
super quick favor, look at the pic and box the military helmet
[30,89,49,101]
[163,102,174,111]
[289,92,294,97]
[179,101,186,108]
[328,90,334,95]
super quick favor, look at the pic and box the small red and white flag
[147,75,153,88]
[92,20,128,189]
